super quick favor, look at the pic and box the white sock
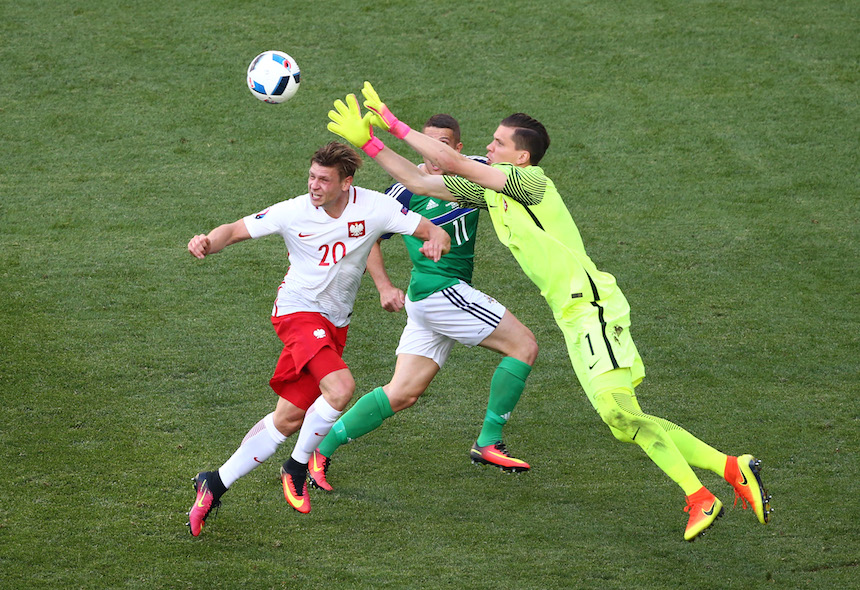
[291,397,342,464]
[219,412,286,488]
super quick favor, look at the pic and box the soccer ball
[246,51,301,104]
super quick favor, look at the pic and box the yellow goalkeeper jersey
[443,163,621,312]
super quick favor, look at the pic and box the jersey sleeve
[442,175,488,210]
[379,183,414,240]
[385,182,414,208]
[378,191,422,237]
[441,160,543,209]
[242,200,291,239]
[498,164,546,206]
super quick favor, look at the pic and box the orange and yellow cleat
[470,441,530,472]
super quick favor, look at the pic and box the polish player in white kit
[185,142,450,535]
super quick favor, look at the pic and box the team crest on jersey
[313,328,326,339]
[255,208,270,219]
[502,198,508,212]
[348,220,366,237]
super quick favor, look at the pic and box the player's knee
[598,406,661,448]
[320,371,355,410]
[600,409,656,444]
[489,312,538,365]
[598,406,631,434]
[594,393,637,439]
[507,324,539,365]
[383,383,421,412]
[327,388,354,411]
[519,330,539,365]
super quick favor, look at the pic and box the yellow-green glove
[361,81,411,139]
[327,93,385,157]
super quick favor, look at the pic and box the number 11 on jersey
[452,217,469,246]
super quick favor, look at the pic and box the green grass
[1,0,858,588]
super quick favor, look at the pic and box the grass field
[1,0,858,588]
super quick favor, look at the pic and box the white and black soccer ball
[246,51,301,104]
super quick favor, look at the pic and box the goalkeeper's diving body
[326,83,773,542]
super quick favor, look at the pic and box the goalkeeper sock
[595,390,704,495]
[663,426,728,476]
[477,357,531,447]
[317,387,394,457]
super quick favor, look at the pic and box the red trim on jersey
[273,281,285,316]
[352,186,357,203]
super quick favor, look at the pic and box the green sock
[317,387,394,457]
[476,357,531,447]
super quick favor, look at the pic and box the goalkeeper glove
[361,81,411,139]
[327,94,385,157]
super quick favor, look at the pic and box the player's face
[486,125,529,166]
[308,163,351,208]
[421,127,463,175]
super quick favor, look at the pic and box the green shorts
[553,290,645,406]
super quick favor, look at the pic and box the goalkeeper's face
[486,125,530,166]
[422,127,463,175]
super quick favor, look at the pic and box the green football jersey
[443,163,621,311]
[386,182,480,301]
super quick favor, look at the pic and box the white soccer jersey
[243,186,422,327]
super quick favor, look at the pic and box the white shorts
[396,281,507,367]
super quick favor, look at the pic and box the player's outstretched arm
[187,219,251,259]
[361,81,507,192]
[374,147,454,201]
[402,131,507,193]
[327,94,454,201]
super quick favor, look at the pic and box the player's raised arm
[327,94,453,201]
[362,82,508,192]
[401,130,506,192]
